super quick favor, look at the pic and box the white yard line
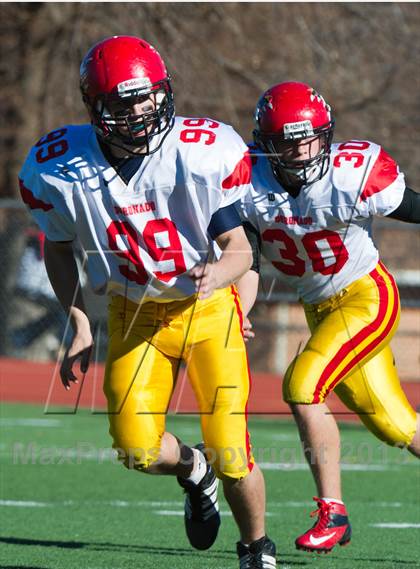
[154,510,232,517]
[370,523,420,529]
[374,502,404,508]
[0,500,52,507]
[259,462,415,471]
[0,499,276,517]
[153,510,184,516]
[109,500,184,507]
[0,499,413,509]
[153,510,274,517]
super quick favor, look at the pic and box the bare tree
[0,2,419,356]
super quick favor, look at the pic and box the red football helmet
[80,36,175,154]
[253,82,334,188]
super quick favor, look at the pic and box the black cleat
[237,536,277,568]
[177,443,220,550]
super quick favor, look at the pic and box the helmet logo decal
[263,94,274,110]
[283,120,314,140]
[254,94,274,123]
[310,88,332,120]
[117,77,152,96]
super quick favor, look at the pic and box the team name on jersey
[114,201,156,216]
[275,214,313,226]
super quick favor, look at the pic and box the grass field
[1,402,419,569]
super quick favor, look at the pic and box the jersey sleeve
[332,141,406,220]
[359,146,406,217]
[19,149,76,242]
[207,201,242,239]
[199,124,252,208]
[236,143,260,223]
[220,144,253,207]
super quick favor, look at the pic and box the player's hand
[188,263,219,300]
[60,328,93,390]
[243,317,255,342]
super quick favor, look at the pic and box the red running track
[1,357,419,420]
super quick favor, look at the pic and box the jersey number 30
[262,228,349,276]
[107,218,187,284]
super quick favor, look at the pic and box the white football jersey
[19,117,251,302]
[241,140,405,303]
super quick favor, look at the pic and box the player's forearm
[214,229,252,288]
[235,270,259,317]
[214,249,252,288]
[44,239,90,333]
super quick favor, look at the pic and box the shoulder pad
[26,125,92,176]
[331,140,399,200]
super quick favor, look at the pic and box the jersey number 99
[107,218,187,285]
[179,119,219,146]
[35,129,69,163]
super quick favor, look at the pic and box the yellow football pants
[103,287,254,479]
[283,261,417,446]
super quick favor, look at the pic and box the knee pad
[216,462,254,482]
[107,410,165,471]
[283,356,318,404]
[111,430,160,471]
[111,438,162,471]
[202,444,254,480]
[360,413,417,448]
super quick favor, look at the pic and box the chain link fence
[1,201,419,381]
[0,202,108,363]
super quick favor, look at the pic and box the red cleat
[295,497,352,553]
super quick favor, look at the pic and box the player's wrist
[210,261,229,290]
[69,306,91,334]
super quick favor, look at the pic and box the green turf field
[0,402,419,569]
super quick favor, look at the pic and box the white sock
[185,448,207,485]
[321,497,344,504]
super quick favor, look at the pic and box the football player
[238,81,420,554]
[19,36,277,568]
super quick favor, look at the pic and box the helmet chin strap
[271,161,323,198]
[97,119,163,157]
[272,166,304,197]
[95,127,143,155]
[283,161,322,186]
